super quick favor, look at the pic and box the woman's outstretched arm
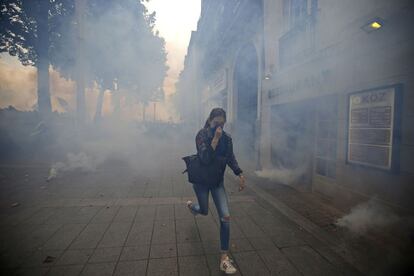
[226,136,243,176]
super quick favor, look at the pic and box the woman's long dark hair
[204,107,227,129]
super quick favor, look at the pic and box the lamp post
[153,102,156,121]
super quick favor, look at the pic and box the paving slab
[119,245,150,261]
[178,255,209,276]
[147,257,178,276]
[282,245,338,276]
[113,260,147,276]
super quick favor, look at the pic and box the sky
[0,0,201,121]
[145,0,201,96]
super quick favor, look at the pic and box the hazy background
[0,0,201,122]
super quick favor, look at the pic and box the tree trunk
[36,0,51,115]
[112,91,121,118]
[75,0,86,123]
[94,88,104,123]
[142,102,146,121]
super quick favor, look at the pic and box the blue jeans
[190,181,230,252]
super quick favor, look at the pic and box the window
[283,0,316,29]
[279,0,317,68]
[291,0,307,26]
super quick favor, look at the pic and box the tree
[1,0,75,114]
[52,0,168,122]
[85,0,168,120]
[1,0,168,121]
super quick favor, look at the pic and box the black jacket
[195,127,243,185]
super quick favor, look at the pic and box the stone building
[178,0,414,210]
[176,0,264,166]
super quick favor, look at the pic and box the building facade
[177,0,264,168]
[178,0,414,210]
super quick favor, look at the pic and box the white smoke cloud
[48,152,101,181]
[336,197,400,235]
[44,116,193,182]
[254,165,307,185]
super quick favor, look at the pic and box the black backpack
[182,154,226,185]
[182,154,203,184]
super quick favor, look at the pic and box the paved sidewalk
[0,157,363,276]
[14,126,412,276]
[244,170,414,276]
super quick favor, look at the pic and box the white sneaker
[186,200,198,216]
[220,256,237,274]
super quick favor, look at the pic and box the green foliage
[51,0,168,104]
[1,0,39,65]
[1,0,168,106]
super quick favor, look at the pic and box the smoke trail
[254,165,307,185]
[336,197,399,235]
[47,152,101,181]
